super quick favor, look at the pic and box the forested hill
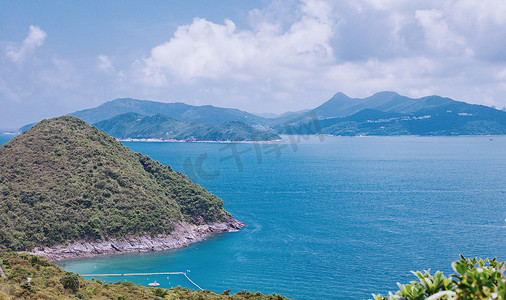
[71,98,264,125]
[93,112,280,141]
[0,116,237,251]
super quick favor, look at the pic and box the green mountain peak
[0,116,242,252]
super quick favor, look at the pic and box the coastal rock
[27,219,245,261]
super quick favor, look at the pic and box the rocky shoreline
[27,218,245,261]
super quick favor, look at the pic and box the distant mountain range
[94,112,280,142]
[19,98,279,141]
[19,92,506,138]
[272,91,506,135]
[72,98,264,125]
[312,91,457,117]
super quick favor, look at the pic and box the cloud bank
[138,0,334,86]
[130,0,506,110]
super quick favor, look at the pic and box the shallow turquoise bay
[3,135,506,299]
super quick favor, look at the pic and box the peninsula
[0,116,245,260]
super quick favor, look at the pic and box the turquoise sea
[2,135,506,299]
[0,134,15,145]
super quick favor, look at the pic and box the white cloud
[301,0,332,20]
[137,0,335,85]
[97,55,115,73]
[120,0,506,112]
[6,25,47,63]
[452,0,506,26]
[415,9,471,56]
[141,18,256,83]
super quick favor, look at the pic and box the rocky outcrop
[27,218,245,261]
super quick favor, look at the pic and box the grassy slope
[0,251,290,300]
[0,116,230,251]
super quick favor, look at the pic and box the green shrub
[153,288,168,297]
[452,255,506,299]
[373,255,506,300]
[60,272,80,292]
[20,282,34,293]
[30,255,40,266]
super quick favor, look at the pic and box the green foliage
[138,154,228,223]
[377,269,455,300]
[30,255,40,266]
[0,251,291,299]
[94,112,280,142]
[153,287,168,297]
[0,116,234,251]
[20,282,34,293]
[452,255,506,299]
[60,272,80,292]
[373,256,506,300]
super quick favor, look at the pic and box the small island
[0,116,245,260]
[93,112,281,142]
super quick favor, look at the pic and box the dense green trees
[60,273,80,292]
[0,116,233,251]
[94,112,281,141]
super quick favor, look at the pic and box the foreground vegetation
[0,251,289,299]
[373,255,506,299]
[0,116,233,251]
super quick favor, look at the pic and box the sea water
[3,135,505,299]
[0,134,14,145]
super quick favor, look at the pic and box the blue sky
[1,0,506,128]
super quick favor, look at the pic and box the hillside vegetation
[0,251,289,299]
[71,98,264,125]
[0,116,234,251]
[93,113,280,141]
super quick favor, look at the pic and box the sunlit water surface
[3,135,505,299]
